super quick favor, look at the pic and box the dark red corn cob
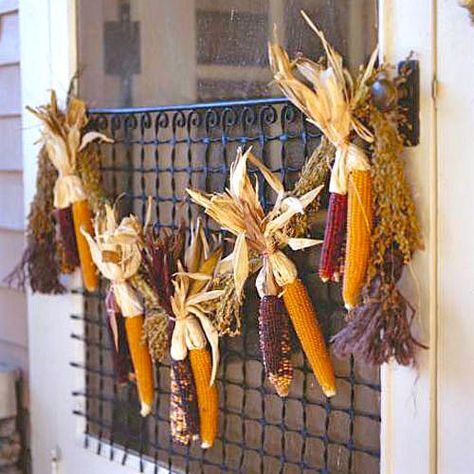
[258,296,293,397]
[319,192,348,282]
[170,358,200,445]
[105,289,130,385]
[55,206,80,268]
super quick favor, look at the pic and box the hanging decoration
[82,204,155,416]
[7,91,110,293]
[188,148,337,398]
[137,218,228,448]
[269,11,378,310]
[331,84,426,365]
[269,11,425,366]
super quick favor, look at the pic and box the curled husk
[269,11,377,194]
[27,91,112,210]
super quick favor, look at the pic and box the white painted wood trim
[379,1,437,473]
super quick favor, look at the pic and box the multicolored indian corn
[170,359,200,445]
[319,192,347,282]
[282,279,336,397]
[55,206,79,270]
[189,348,218,448]
[105,290,130,385]
[342,169,373,310]
[258,296,293,397]
[72,199,98,292]
[124,315,155,416]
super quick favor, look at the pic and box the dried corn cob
[189,348,218,448]
[259,296,293,397]
[343,170,373,310]
[125,315,155,416]
[72,199,98,292]
[170,358,200,445]
[319,192,347,282]
[283,279,336,397]
[55,207,79,270]
[105,290,130,385]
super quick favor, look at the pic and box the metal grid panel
[72,98,381,474]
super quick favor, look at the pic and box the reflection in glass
[78,0,377,108]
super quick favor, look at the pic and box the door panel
[21,0,437,473]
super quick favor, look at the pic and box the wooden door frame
[20,0,437,472]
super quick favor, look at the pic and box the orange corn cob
[72,199,98,292]
[282,279,336,397]
[189,348,218,448]
[342,170,373,310]
[125,315,155,416]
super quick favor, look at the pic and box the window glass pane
[77,0,377,107]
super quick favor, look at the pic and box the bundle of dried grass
[5,146,65,294]
[332,249,427,365]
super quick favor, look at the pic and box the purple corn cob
[319,192,348,282]
[55,206,80,269]
[170,358,200,445]
[105,289,130,385]
[259,296,293,397]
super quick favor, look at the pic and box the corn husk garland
[269,11,377,309]
[27,91,112,292]
[82,204,155,416]
[188,148,337,398]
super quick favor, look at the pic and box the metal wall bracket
[397,60,420,146]
[371,59,420,147]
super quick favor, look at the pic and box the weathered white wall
[437,2,474,473]
[0,0,28,401]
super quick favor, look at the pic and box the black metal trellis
[71,97,381,474]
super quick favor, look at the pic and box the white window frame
[20,0,437,472]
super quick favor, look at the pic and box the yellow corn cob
[125,315,155,416]
[342,169,373,310]
[282,279,336,397]
[189,348,218,448]
[72,199,98,292]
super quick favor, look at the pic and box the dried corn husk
[187,148,323,296]
[82,204,143,316]
[27,91,112,209]
[269,11,377,195]
[169,220,224,385]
